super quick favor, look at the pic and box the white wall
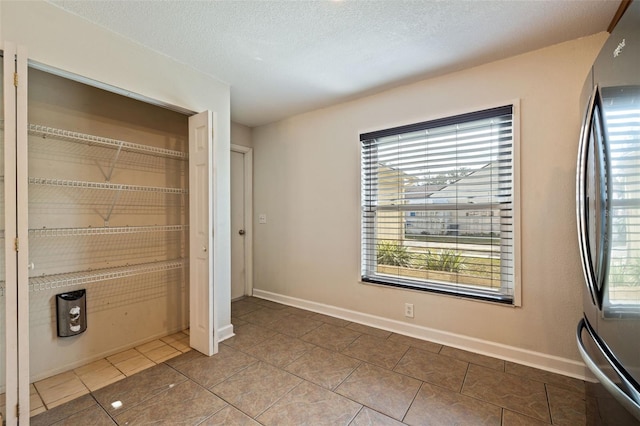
[252,33,608,378]
[1,0,231,377]
[231,121,253,148]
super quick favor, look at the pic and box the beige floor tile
[75,360,125,392]
[30,384,46,417]
[387,333,443,354]
[310,312,352,327]
[212,361,302,417]
[166,344,258,389]
[281,306,318,318]
[232,299,266,317]
[47,404,115,425]
[351,407,405,425]
[505,361,585,394]
[462,364,551,423]
[440,345,505,371]
[135,339,166,354]
[144,343,181,363]
[169,336,192,353]
[404,382,502,425]
[106,348,140,365]
[92,363,188,417]
[244,332,315,368]
[34,371,89,409]
[394,347,469,392]
[200,405,261,425]
[238,307,292,327]
[301,323,362,352]
[110,351,156,376]
[74,359,111,377]
[285,346,361,390]
[335,362,421,421]
[257,380,361,425]
[346,322,392,339]
[22,309,590,424]
[253,299,288,310]
[547,384,587,425]
[160,331,188,344]
[342,334,409,370]
[29,405,47,418]
[113,380,226,425]
[222,322,278,351]
[30,394,99,425]
[270,315,323,338]
[502,409,551,425]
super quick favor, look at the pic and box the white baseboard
[252,289,594,382]
[217,324,235,343]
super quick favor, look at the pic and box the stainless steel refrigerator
[576,1,640,424]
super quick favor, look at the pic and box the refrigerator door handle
[577,318,640,422]
[576,85,607,308]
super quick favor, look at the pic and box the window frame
[360,103,521,306]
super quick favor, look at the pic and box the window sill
[360,275,515,306]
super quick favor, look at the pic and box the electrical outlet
[404,303,414,318]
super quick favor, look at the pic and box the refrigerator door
[577,3,640,424]
[595,84,640,392]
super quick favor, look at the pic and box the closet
[26,68,190,378]
[0,45,218,424]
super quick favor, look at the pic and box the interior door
[231,150,245,300]
[188,111,216,356]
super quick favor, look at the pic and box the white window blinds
[361,105,516,303]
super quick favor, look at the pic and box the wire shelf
[28,123,188,160]
[29,177,188,194]
[29,224,188,238]
[29,259,186,292]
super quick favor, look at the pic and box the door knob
[239,229,245,235]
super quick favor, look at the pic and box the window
[361,105,518,304]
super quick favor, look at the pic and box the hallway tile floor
[27,297,589,425]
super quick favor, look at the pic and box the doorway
[231,145,253,300]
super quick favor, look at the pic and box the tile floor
[26,297,591,425]
[8,330,192,419]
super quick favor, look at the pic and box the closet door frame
[2,41,28,426]
[16,43,29,426]
[3,41,19,426]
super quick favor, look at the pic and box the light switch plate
[259,213,267,224]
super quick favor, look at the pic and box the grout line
[544,383,554,425]
[458,362,472,394]
[401,380,425,423]
[390,344,411,371]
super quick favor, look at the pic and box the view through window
[361,105,517,303]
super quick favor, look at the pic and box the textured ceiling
[49,0,618,127]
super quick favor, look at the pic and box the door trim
[231,144,253,297]
[4,42,19,426]
[16,44,30,423]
